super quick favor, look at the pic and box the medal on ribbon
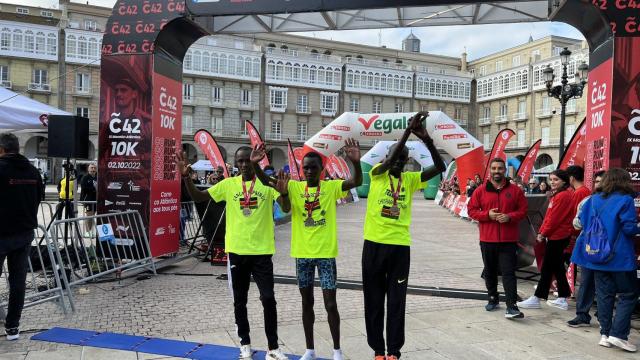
[304,182,321,227]
[388,174,402,217]
[242,177,256,217]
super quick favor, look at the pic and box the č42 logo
[358,115,410,135]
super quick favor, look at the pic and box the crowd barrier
[0,225,75,315]
[48,210,156,288]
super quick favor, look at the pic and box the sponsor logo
[330,125,351,132]
[115,201,126,206]
[104,200,114,206]
[358,115,410,134]
[443,134,467,140]
[319,134,342,141]
[198,132,207,144]
[435,124,456,130]
[312,142,328,149]
[116,195,129,198]
[457,143,472,149]
[127,180,141,191]
[129,202,142,206]
[155,227,165,235]
[502,131,510,140]
[370,154,379,158]
[107,182,123,190]
[360,131,383,137]
[168,224,176,234]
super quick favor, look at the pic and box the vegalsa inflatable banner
[304,111,483,191]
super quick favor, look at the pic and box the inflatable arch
[303,111,484,196]
[356,141,435,198]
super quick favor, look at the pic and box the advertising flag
[517,139,542,184]
[246,120,270,169]
[293,147,305,180]
[483,129,515,181]
[194,129,229,178]
[557,119,587,170]
[337,156,352,179]
[287,139,301,180]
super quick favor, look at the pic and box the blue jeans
[575,266,595,323]
[594,270,638,340]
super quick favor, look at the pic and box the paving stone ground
[1,195,639,359]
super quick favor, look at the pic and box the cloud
[291,22,585,61]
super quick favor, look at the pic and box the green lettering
[373,120,382,130]
[383,119,393,133]
[393,118,402,129]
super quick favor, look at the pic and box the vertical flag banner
[194,129,229,178]
[557,119,587,170]
[517,139,542,184]
[483,129,516,181]
[287,139,301,180]
[336,156,352,179]
[246,120,270,169]
[293,147,305,180]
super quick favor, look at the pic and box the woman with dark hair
[539,180,549,194]
[518,169,575,311]
[571,168,640,352]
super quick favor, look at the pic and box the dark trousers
[575,266,595,322]
[535,238,570,299]
[228,253,279,350]
[0,242,31,329]
[480,242,518,308]
[362,240,410,358]
[594,270,638,340]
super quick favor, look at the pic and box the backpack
[581,197,618,264]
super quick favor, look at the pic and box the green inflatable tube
[424,173,441,200]
[357,162,373,198]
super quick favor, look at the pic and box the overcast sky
[17,0,585,60]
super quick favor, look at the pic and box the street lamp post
[543,47,589,160]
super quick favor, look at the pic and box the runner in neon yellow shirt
[251,139,362,360]
[362,112,446,360]
[177,147,292,360]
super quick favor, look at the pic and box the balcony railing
[270,103,287,113]
[495,115,508,124]
[239,100,256,110]
[183,96,193,104]
[512,112,528,121]
[346,57,411,71]
[479,117,491,126]
[296,106,310,114]
[541,138,560,147]
[266,47,342,63]
[536,108,553,118]
[28,83,51,92]
[0,80,12,89]
[210,98,224,107]
[320,108,337,117]
[73,86,92,96]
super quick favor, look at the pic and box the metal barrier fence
[0,225,74,314]
[49,210,156,288]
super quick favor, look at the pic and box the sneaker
[266,348,289,360]
[374,356,386,360]
[300,350,316,360]
[505,306,524,319]
[485,302,499,312]
[547,298,569,310]
[517,295,541,309]
[607,336,638,352]
[567,317,590,328]
[5,328,19,341]
[239,344,252,359]
[599,335,611,348]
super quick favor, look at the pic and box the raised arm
[341,138,363,191]
[250,144,277,188]
[407,112,446,182]
[176,151,211,203]
[273,170,291,213]
[372,112,427,176]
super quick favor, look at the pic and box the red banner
[287,139,301,180]
[328,155,345,179]
[483,129,515,181]
[584,57,613,189]
[557,119,587,170]
[194,129,229,178]
[293,147,305,180]
[517,139,541,184]
[337,156,352,179]
[246,120,269,169]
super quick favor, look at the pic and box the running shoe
[599,335,611,348]
[547,298,569,310]
[517,295,541,309]
[4,327,19,341]
[239,344,252,359]
[485,302,499,312]
[266,348,289,360]
[607,336,638,352]
[505,306,524,319]
[567,317,590,328]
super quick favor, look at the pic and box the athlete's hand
[175,150,191,177]
[410,111,430,140]
[251,144,267,164]
[274,170,290,195]
[343,138,361,163]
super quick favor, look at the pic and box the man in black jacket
[0,133,42,340]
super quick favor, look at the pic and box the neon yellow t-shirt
[363,164,426,246]
[288,180,346,258]
[207,176,278,255]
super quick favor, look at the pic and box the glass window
[349,98,359,112]
[373,101,381,113]
[320,93,338,115]
[495,61,503,72]
[75,107,89,118]
[518,100,526,115]
[212,87,223,102]
[240,89,252,105]
[483,133,490,148]
[211,117,224,134]
[297,95,308,113]
[183,83,194,101]
[297,122,307,141]
[518,129,525,147]
[75,73,90,93]
[395,103,403,113]
[0,65,9,82]
[500,104,508,116]
[271,121,281,140]
[32,69,48,84]
[541,127,550,146]
[183,115,193,135]
[566,123,576,144]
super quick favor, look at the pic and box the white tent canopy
[190,160,215,171]
[0,87,70,131]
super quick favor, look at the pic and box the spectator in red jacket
[518,169,574,311]
[468,158,528,319]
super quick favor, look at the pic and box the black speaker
[47,115,90,159]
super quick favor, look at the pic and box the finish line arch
[98,0,634,255]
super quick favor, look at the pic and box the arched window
[252,58,260,78]
[292,63,301,81]
[309,65,317,83]
[24,30,34,53]
[219,54,227,74]
[301,64,309,82]
[374,73,380,90]
[394,75,400,92]
[318,66,326,85]
[12,29,22,52]
[46,33,56,55]
[285,62,293,81]
[0,28,10,50]
[183,51,192,70]
[66,35,76,56]
[236,55,244,75]
[244,57,252,77]
[324,50,331,55]
[228,55,236,75]
[78,36,88,58]
[193,50,202,71]
[347,70,354,87]
[211,53,219,73]
[267,60,275,79]
[202,52,210,72]
[380,74,387,90]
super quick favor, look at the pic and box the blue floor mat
[32,327,328,359]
